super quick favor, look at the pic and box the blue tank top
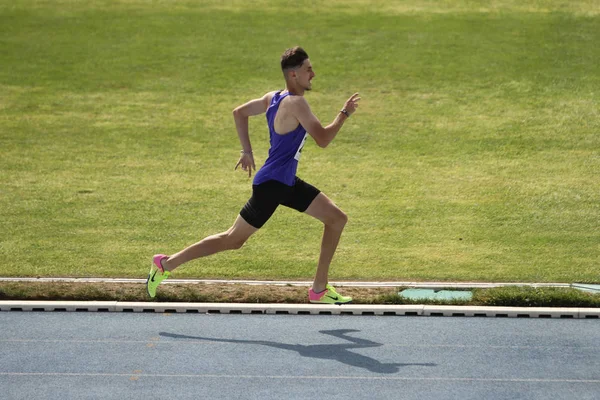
[253,91,308,186]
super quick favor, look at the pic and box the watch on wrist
[340,109,350,117]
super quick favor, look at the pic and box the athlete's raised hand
[343,93,361,116]
[235,152,256,178]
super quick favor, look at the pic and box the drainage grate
[400,289,473,302]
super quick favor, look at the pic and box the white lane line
[0,339,157,344]
[1,339,598,350]
[0,372,598,383]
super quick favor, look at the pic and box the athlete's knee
[337,210,348,228]
[325,208,348,230]
[229,238,246,250]
[223,232,247,250]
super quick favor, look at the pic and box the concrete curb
[1,301,599,318]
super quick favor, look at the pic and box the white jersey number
[294,133,308,161]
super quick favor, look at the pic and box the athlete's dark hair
[281,47,309,73]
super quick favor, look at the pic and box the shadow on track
[160,329,436,374]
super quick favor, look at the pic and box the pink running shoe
[309,284,352,304]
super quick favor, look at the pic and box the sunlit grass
[1,0,598,282]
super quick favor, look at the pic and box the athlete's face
[294,59,315,91]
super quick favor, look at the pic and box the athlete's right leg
[304,193,348,293]
[281,177,352,304]
[161,215,258,272]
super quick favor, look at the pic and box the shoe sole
[147,254,167,298]
[309,300,353,305]
[146,271,153,298]
[146,264,158,298]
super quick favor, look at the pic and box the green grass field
[1,0,599,283]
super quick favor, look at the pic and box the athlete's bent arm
[293,93,360,148]
[232,92,275,177]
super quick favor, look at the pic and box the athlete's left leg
[304,192,348,293]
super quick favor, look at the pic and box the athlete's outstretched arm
[293,93,360,148]
[232,92,275,177]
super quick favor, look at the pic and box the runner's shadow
[160,329,436,374]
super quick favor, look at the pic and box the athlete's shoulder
[262,91,279,105]
[285,94,310,108]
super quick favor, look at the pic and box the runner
[148,46,360,304]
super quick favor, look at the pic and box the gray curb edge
[1,301,599,318]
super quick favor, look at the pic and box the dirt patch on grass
[1,282,598,307]
[0,282,399,304]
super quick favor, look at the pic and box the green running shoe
[147,254,171,298]
[309,284,352,304]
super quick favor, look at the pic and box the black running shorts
[240,177,321,229]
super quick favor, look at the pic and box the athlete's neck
[285,82,305,96]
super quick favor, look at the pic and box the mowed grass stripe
[0,1,598,281]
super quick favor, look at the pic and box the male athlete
[148,47,360,304]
